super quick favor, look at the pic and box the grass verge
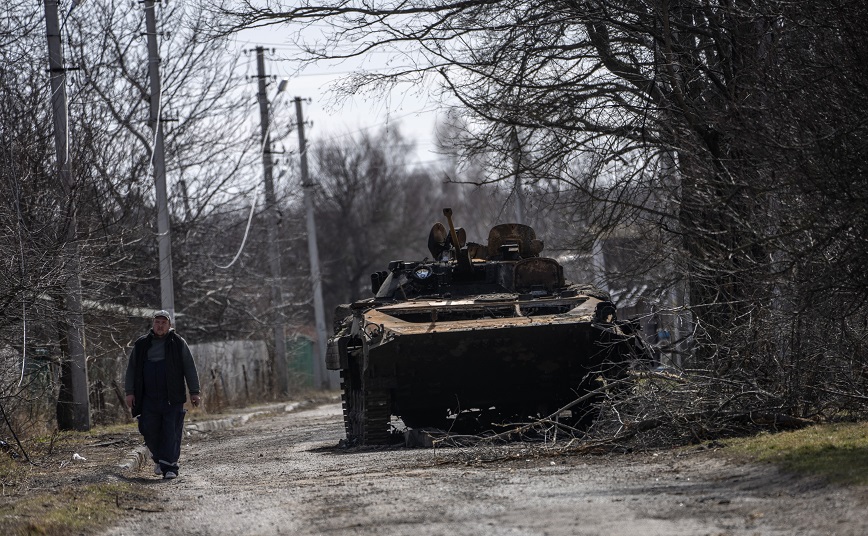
[724,421,868,486]
[0,482,158,536]
[0,422,155,535]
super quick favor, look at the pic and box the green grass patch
[0,482,156,536]
[725,421,868,486]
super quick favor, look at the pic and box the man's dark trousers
[139,397,186,475]
[139,358,186,475]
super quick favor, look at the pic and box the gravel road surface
[100,403,867,536]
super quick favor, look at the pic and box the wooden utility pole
[255,48,289,396]
[294,97,330,389]
[510,127,525,225]
[144,0,175,323]
[44,0,90,431]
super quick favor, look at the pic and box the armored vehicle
[327,209,649,445]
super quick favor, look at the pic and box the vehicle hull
[331,298,640,443]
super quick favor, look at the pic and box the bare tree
[300,127,434,313]
[57,1,301,349]
[0,0,296,435]
[216,0,868,436]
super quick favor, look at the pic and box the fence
[188,340,270,409]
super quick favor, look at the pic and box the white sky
[231,26,446,166]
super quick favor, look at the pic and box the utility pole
[44,0,90,431]
[660,149,685,368]
[255,47,289,396]
[144,0,175,323]
[591,234,608,293]
[294,97,330,389]
[510,127,526,225]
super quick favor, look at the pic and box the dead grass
[0,422,155,535]
[0,482,157,536]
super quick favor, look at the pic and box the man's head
[152,310,172,338]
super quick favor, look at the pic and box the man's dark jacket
[128,330,200,418]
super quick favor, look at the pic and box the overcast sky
[231,25,444,166]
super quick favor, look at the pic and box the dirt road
[101,403,866,536]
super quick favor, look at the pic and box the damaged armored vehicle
[327,209,650,445]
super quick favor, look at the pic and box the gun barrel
[442,208,461,254]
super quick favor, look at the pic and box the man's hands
[125,394,135,408]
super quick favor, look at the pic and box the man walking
[125,310,201,479]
